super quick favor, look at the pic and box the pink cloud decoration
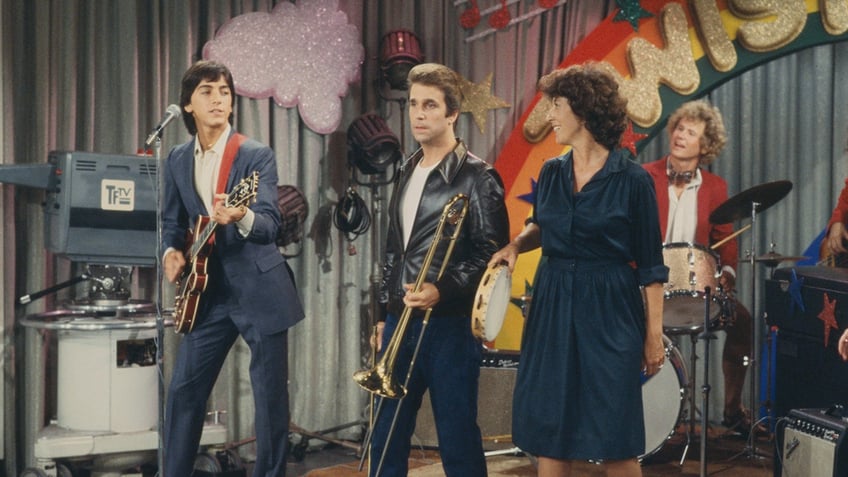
[203,0,364,134]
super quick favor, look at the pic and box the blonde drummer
[642,100,754,435]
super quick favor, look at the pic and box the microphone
[144,104,182,147]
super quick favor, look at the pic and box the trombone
[353,193,470,475]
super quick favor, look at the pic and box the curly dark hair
[537,63,628,151]
[179,60,236,136]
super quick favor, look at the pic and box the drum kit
[649,179,796,468]
[467,180,798,469]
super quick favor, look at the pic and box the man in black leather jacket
[369,63,509,477]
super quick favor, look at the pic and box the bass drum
[640,336,687,460]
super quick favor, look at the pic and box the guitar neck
[820,252,848,268]
[188,220,218,260]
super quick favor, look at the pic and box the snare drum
[661,242,725,334]
[471,264,512,341]
[641,336,687,460]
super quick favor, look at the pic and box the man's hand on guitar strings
[164,250,186,283]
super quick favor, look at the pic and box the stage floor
[286,423,776,477]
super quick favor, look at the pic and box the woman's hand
[488,242,520,272]
[642,332,665,376]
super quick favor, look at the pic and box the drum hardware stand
[676,287,718,470]
[355,172,389,474]
[707,181,792,463]
[677,331,700,467]
[730,200,770,462]
[484,446,524,457]
[697,287,717,477]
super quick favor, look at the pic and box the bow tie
[667,168,694,185]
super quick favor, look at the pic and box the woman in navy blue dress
[489,64,668,476]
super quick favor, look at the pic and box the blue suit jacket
[162,132,304,334]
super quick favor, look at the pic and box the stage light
[379,30,424,91]
[347,113,402,175]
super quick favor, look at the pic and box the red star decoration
[620,120,648,157]
[818,292,839,347]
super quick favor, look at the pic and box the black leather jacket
[380,140,509,318]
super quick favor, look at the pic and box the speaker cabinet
[776,408,848,477]
[765,267,848,418]
[413,365,516,450]
[772,330,848,418]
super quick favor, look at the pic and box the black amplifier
[416,349,518,449]
[481,349,519,368]
[765,266,848,336]
[776,407,848,477]
[765,267,848,418]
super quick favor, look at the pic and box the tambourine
[471,264,512,341]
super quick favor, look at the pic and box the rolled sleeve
[638,263,669,287]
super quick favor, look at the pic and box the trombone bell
[353,364,406,399]
[353,194,470,401]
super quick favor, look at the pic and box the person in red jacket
[827,181,848,357]
[642,100,754,435]
[824,178,848,259]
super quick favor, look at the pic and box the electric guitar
[820,249,848,268]
[173,172,259,333]
[817,224,848,268]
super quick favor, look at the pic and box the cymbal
[749,252,809,267]
[709,180,793,224]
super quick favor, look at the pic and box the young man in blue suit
[161,60,304,477]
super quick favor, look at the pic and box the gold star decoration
[459,72,511,133]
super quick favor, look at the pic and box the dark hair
[407,63,462,117]
[537,63,628,151]
[179,60,236,135]
[666,100,727,165]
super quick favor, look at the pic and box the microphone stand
[151,136,166,476]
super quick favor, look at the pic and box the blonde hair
[667,100,727,165]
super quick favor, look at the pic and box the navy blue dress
[512,149,667,460]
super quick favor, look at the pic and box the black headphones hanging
[333,186,371,254]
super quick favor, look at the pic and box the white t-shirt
[401,162,438,248]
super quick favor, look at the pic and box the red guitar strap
[208,132,247,245]
[216,132,247,195]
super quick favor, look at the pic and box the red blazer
[821,178,848,260]
[643,158,738,270]
[827,178,848,233]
